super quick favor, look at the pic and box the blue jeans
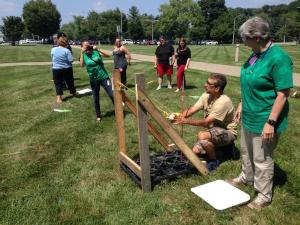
[90,78,114,118]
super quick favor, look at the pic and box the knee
[198,131,208,140]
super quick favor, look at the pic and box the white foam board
[77,88,92,94]
[191,179,250,210]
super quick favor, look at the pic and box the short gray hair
[239,17,270,40]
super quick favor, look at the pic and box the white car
[206,40,218,45]
[122,39,134,45]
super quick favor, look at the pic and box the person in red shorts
[175,38,191,92]
[154,36,175,90]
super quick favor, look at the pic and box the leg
[120,66,127,85]
[166,65,173,89]
[156,64,163,90]
[90,79,101,118]
[252,133,279,202]
[63,67,76,94]
[101,78,114,104]
[52,69,64,103]
[176,65,185,90]
[192,131,217,160]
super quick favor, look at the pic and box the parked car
[206,40,218,45]
[122,39,134,45]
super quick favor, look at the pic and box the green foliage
[22,0,61,38]
[1,16,24,45]
[127,6,144,40]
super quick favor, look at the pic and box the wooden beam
[136,74,152,192]
[136,87,209,176]
[121,92,171,151]
[119,152,141,178]
[113,69,126,154]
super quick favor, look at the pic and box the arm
[67,49,73,63]
[262,89,290,140]
[233,100,242,123]
[178,114,215,128]
[79,48,85,67]
[185,58,191,70]
[93,45,110,57]
[122,46,131,65]
[154,55,158,68]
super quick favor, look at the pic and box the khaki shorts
[209,127,236,147]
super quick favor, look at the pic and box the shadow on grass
[273,163,287,187]
[184,85,198,90]
[102,110,115,118]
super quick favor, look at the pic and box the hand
[173,115,187,125]
[261,123,275,141]
[184,66,188,71]
[93,45,98,50]
[233,110,241,123]
[154,64,157,68]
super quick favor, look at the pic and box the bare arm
[262,89,290,140]
[154,55,158,68]
[177,115,215,128]
[79,48,85,67]
[121,46,131,65]
[185,58,191,70]
[233,100,242,123]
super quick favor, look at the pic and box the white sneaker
[156,85,161,90]
[174,88,180,92]
[168,84,172,89]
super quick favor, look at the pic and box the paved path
[1,52,299,86]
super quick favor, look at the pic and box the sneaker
[225,177,253,187]
[156,85,161,90]
[206,160,220,172]
[247,197,271,211]
[167,84,172,89]
[174,88,180,92]
[96,117,102,122]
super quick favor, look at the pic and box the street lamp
[151,20,158,42]
[232,15,242,45]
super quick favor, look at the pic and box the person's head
[115,38,122,47]
[159,35,166,45]
[239,17,270,52]
[81,40,93,53]
[57,36,68,47]
[178,38,187,49]
[205,73,227,94]
[57,32,67,39]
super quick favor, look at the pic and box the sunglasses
[206,80,216,87]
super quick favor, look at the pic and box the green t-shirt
[83,51,109,81]
[240,44,293,133]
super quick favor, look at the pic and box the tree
[1,16,24,45]
[158,0,205,39]
[198,0,227,39]
[127,6,144,40]
[23,0,61,39]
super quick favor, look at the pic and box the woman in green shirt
[227,17,293,210]
[80,41,114,121]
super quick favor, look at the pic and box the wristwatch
[267,119,277,127]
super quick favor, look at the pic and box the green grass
[1,44,299,73]
[0,62,299,224]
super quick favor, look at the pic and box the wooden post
[121,92,171,151]
[113,69,126,154]
[235,44,240,63]
[136,87,209,176]
[136,74,152,192]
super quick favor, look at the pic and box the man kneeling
[175,73,237,171]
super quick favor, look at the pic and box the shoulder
[216,94,233,106]
[270,45,292,62]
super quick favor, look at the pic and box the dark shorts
[209,127,236,147]
[157,64,173,77]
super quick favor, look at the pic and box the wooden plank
[119,152,142,178]
[122,92,171,151]
[136,74,152,192]
[113,69,126,154]
[136,87,209,176]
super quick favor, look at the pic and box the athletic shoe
[156,85,161,90]
[174,88,180,92]
[96,117,102,122]
[206,160,220,172]
[168,84,172,89]
[247,196,271,211]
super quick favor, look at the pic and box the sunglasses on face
[206,80,216,87]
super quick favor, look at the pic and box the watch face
[268,119,276,126]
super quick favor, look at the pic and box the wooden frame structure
[113,70,209,192]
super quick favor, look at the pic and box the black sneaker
[206,160,220,172]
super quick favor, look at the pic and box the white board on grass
[191,179,250,210]
[77,88,92,94]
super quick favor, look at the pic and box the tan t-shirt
[193,93,237,136]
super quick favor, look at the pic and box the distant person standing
[154,36,175,90]
[113,38,131,85]
[175,38,191,92]
[51,36,77,103]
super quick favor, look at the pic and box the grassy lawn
[0,61,299,224]
[1,44,299,73]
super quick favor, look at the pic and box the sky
[0,0,295,25]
